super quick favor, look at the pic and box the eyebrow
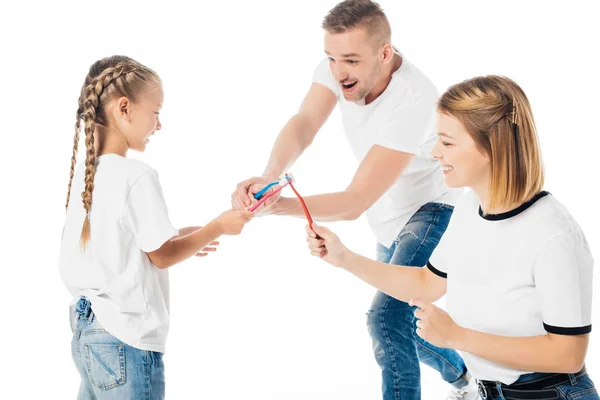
[324,51,362,58]
[438,132,452,138]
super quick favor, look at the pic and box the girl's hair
[438,75,544,212]
[66,55,161,249]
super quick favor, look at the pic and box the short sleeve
[373,92,437,155]
[312,57,340,97]
[534,233,593,335]
[426,218,455,279]
[122,170,178,253]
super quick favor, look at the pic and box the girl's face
[119,85,163,152]
[431,112,489,190]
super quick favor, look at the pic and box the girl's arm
[148,210,253,269]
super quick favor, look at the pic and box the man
[232,1,477,398]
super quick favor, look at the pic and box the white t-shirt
[428,190,594,384]
[59,154,178,353]
[312,53,459,247]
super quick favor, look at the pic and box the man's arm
[232,83,337,208]
[268,145,414,221]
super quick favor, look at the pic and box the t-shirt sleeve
[426,216,455,279]
[372,90,437,155]
[534,233,593,335]
[122,169,178,253]
[312,57,340,97]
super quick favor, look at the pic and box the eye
[347,60,358,65]
[328,57,335,62]
[441,141,452,147]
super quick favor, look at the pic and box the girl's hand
[215,209,254,235]
[195,240,220,257]
[305,224,349,267]
[410,298,463,349]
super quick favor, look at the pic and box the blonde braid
[78,62,140,249]
[65,115,82,210]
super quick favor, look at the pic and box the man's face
[324,27,383,102]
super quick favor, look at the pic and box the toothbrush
[249,175,291,212]
[250,173,321,239]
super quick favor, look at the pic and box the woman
[306,75,597,399]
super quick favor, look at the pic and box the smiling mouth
[341,81,358,89]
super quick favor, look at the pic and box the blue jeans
[484,369,599,399]
[70,297,165,400]
[367,202,468,400]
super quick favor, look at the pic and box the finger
[236,182,252,207]
[311,224,332,240]
[231,196,242,210]
[201,247,217,252]
[305,225,317,238]
[210,241,220,246]
[306,236,323,246]
[308,243,325,252]
[409,297,428,310]
[195,253,208,257]
[414,308,424,319]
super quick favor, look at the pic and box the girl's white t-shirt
[59,154,178,353]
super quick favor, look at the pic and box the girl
[59,55,254,399]
[306,75,598,399]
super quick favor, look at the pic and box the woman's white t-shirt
[428,190,594,384]
[59,154,178,353]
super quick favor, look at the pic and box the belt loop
[568,373,577,386]
[88,310,94,323]
[477,380,488,399]
[495,382,506,399]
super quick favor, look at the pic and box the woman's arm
[411,298,589,374]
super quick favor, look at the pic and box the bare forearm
[157,222,222,269]
[272,191,365,222]
[341,251,439,302]
[454,329,587,373]
[262,115,314,179]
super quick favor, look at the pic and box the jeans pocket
[568,388,599,399]
[84,343,127,391]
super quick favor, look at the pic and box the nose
[430,138,442,159]
[156,116,162,131]
[330,62,349,82]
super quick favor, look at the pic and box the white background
[1,0,599,398]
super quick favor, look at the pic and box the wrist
[262,171,281,182]
[449,326,469,351]
[207,218,224,236]
[270,196,290,216]
[339,249,355,270]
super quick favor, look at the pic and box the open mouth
[341,81,358,90]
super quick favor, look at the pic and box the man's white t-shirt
[428,190,594,384]
[59,154,178,353]
[312,53,459,247]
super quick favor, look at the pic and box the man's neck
[364,53,403,105]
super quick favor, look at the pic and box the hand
[410,298,463,349]
[305,224,349,267]
[215,209,254,235]
[195,240,220,257]
[231,176,280,210]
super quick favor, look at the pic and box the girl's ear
[116,97,130,120]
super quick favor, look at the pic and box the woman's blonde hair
[438,75,544,212]
[66,55,161,249]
